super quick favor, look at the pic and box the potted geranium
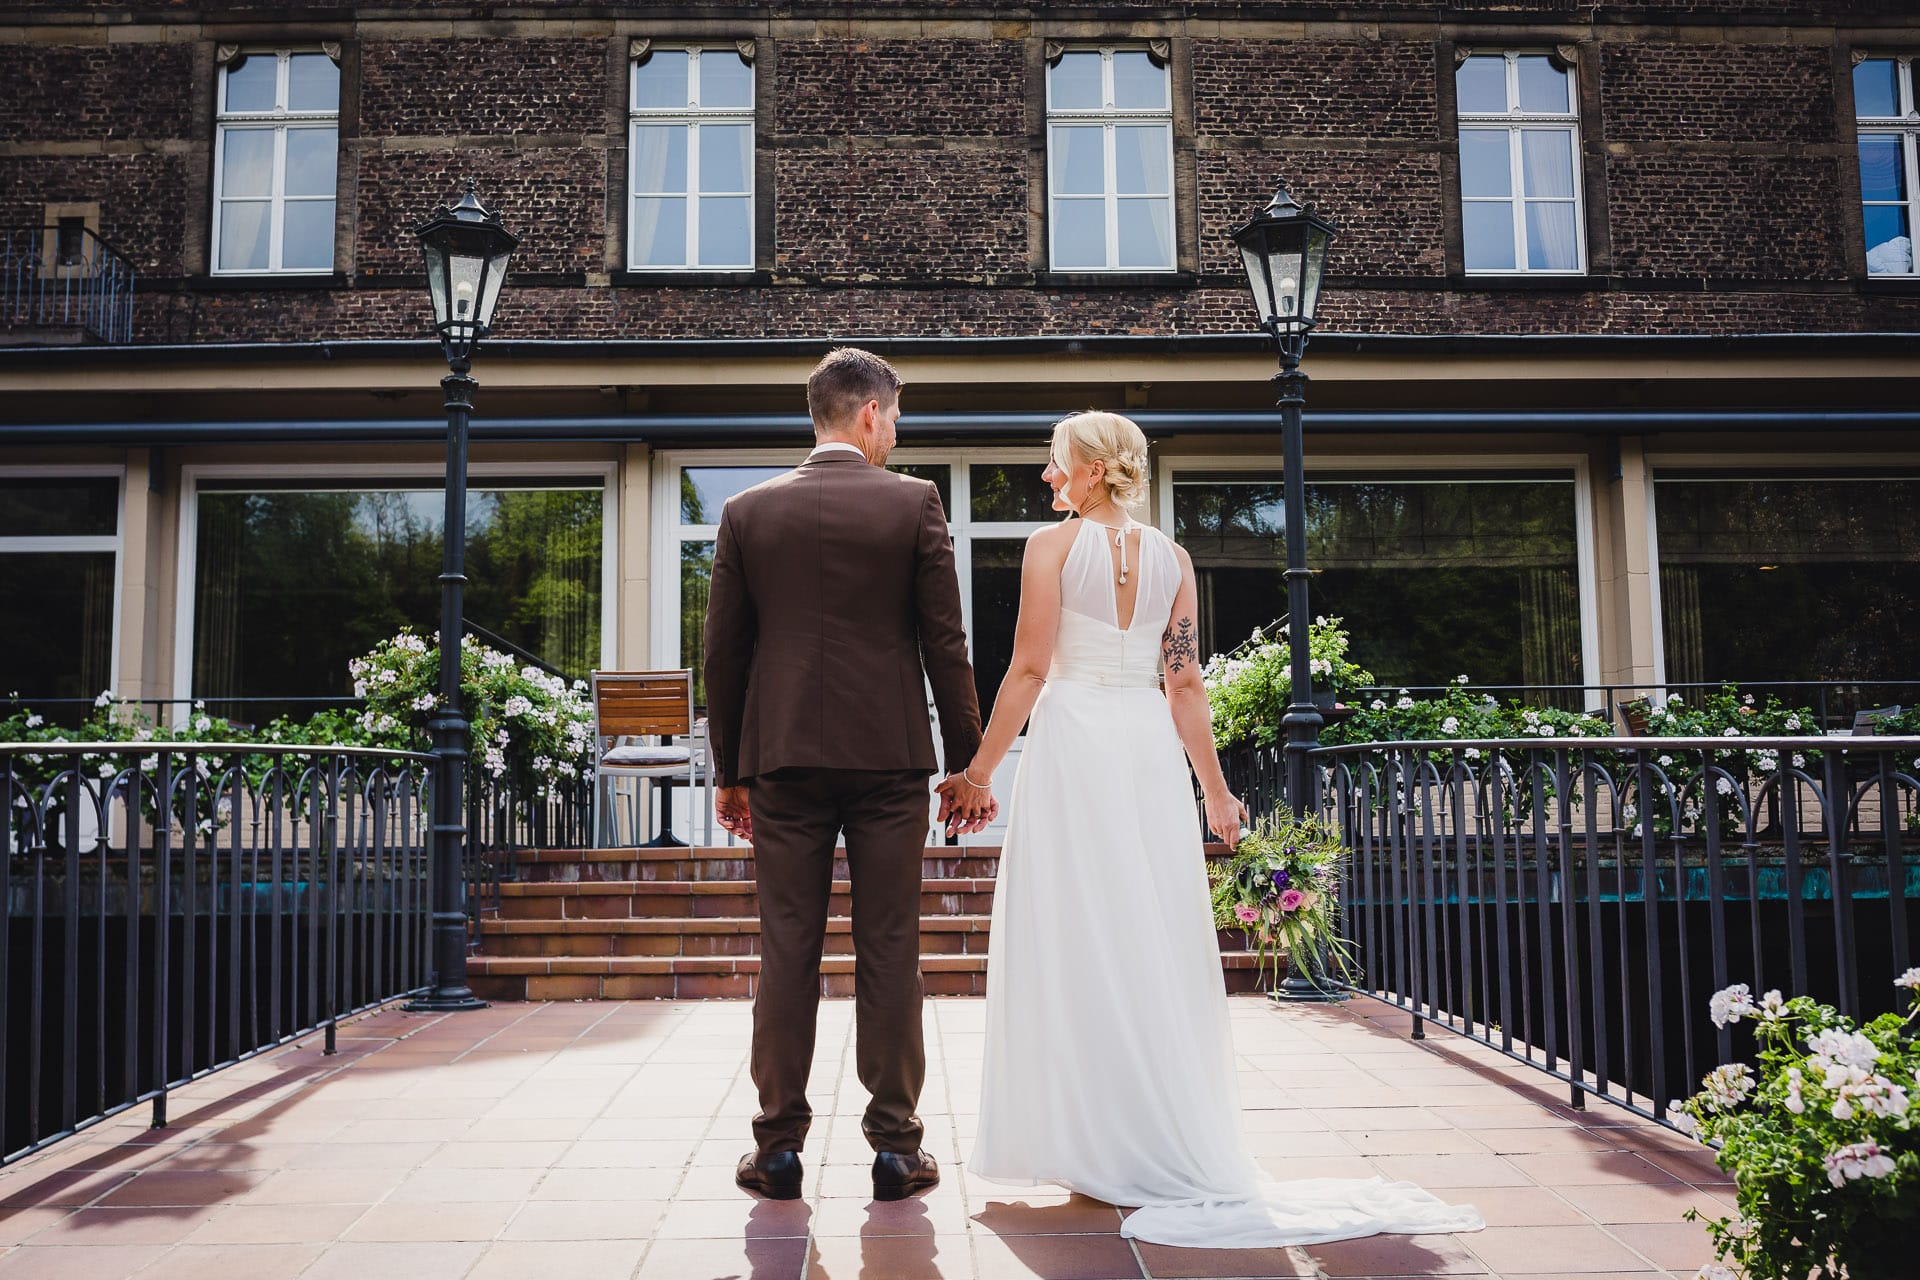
[1668,973,1918,1280]
[1203,616,1374,749]
[1209,811,1355,995]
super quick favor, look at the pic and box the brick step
[505,843,1236,885]
[494,879,1000,921]
[467,949,1274,1002]
[477,914,1252,959]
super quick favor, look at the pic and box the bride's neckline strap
[1079,516,1139,532]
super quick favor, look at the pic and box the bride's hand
[1203,788,1250,848]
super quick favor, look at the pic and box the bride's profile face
[1043,442,1103,514]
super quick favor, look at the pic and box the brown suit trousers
[702,454,983,1155]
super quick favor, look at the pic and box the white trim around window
[1455,50,1587,275]
[1854,54,1920,277]
[1152,452,1601,692]
[0,464,126,699]
[1045,46,1177,273]
[627,46,756,271]
[211,49,340,276]
[170,461,618,726]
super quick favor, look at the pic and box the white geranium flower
[1722,727,1740,737]
[1792,753,1806,768]
[1806,1028,1880,1072]
[1895,967,1920,991]
[193,716,211,733]
[1702,1062,1755,1112]
[1657,755,1673,767]
[411,694,435,712]
[97,762,115,778]
[24,713,43,728]
[1455,674,1470,685]
[1716,776,1735,796]
[1785,716,1802,732]
[94,689,113,708]
[379,669,399,684]
[1742,693,1755,706]
[1394,697,1414,710]
[1440,717,1460,735]
[503,695,534,718]
[1709,983,1756,1028]
[1665,1101,1701,1138]
[1756,989,1786,1020]
[1464,748,1482,760]
[1824,1140,1896,1188]
[1784,1066,1806,1115]
[1370,699,1386,711]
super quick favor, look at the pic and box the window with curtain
[1855,56,1919,277]
[1046,47,1176,272]
[1456,51,1585,274]
[213,49,339,274]
[628,46,754,270]
[0,477,119,722]
[1172,475,1584,700]
[1655,475,1920,687]
[191,482,603,725]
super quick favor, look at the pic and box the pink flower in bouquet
[1234,904,1261,924]
[1278,887,1306,913]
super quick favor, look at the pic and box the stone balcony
[0,994,1724,1280]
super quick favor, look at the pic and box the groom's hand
[714,785,753,842]
[935,772,995,836]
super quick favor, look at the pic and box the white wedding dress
[970,517,1484,1249]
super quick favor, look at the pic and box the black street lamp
[1231,182,1335,820]
[406,182,518,1013]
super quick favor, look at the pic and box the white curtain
[1520,128,1579,271]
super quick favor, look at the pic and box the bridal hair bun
[1052,411,1151,510]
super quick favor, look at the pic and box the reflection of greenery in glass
[681,540,714,707]
[971,540,1026,722]
[0,478,118,538]
[192,486,601,722]
[681,467,785,523]
[1657,477,1920,684]
[888,464,952,512]
[1174,478,1581,696]
[0,551,114,711]
[971,463,1057,523]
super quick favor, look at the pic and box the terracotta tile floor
[0,996,1728,1279]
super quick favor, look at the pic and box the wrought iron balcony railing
[1,224,136,345]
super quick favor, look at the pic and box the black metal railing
[1267,735,1920,1128]
[1,225,136,344]
[465,766,594,921]
[1347,680,1920,731]
[0,742,437,1165]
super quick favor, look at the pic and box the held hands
[934,770,998,837]
[714,785,754,842]
[1203,787,1250,849]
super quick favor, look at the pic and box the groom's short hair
[808,347,903,433]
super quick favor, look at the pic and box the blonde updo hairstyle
[1051,411,1151,512]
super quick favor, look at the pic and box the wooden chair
[591,670,707,848]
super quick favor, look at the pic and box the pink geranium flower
[1278,888,1306,913]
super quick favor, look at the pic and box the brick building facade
[1,2,1916,765]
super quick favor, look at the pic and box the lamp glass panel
[1516,56,1569,113]
[635,49,690,108]
[223,56,277,113]
[447,252,487,327]
[422,236,450,324]
[1299,226,1330,322]
[699,49,753,108]
[287,53,339,112]
[1455,55,1507,114]
[1238,241,1275,324]
[1854,59,1899,118]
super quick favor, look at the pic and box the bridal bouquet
[1208,811,1354,992]
[1668,974,1918,1280]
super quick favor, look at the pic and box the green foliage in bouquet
[1668,973,1919,1280]
[1202,617,1373,749]
[1208,811,1355,993]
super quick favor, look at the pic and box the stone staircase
[467,844,1272,1000]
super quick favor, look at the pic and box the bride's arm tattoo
[1163,615,1197,673]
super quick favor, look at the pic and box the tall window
[190,481,604,724]
[1655,476,1920,690]
[628,46,754,270]
[1456,52,1584,274]
[1172,474,1585,701]
[1855,56,1919,276]
[1046,48,1175,272]
[0,475,119,722]
[213,50,339,274]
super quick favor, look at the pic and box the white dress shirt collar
[807,441,867,462]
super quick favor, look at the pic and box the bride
[941,411,1485,1248]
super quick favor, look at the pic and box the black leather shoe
[736,1150,803,1200]
[872,1149,939,1201]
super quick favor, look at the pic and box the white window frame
[1045,46,1177,273]
[1456,50,1587,276]
[211,49,339,276]
[0,465,126,700]
[1153,454,1600,692]
[627,46,755,272]
[1855,55,1920,278]
[171,462,618,724]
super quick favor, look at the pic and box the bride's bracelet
[962,766,993,788]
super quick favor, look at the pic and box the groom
[703,347,995,1202]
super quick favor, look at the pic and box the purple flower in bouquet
[1278,887,1307,913]
[1270,868,1291,891]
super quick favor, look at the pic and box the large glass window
[1456,52,1585,274]
[628,46,755,270]
[1173,474,1584,697]
[1655,475,1920,686]
[0,476,119,721]
[1855,56,1919,277]
[213,49,339,274]
[191,481,603,724]
[1046,48,1175,272]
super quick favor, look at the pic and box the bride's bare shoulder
[1025,519,1079,552]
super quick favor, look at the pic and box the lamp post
[406,181,518,1013]
[1232,182,1342,1002]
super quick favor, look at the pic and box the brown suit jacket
[702,453,983,788]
